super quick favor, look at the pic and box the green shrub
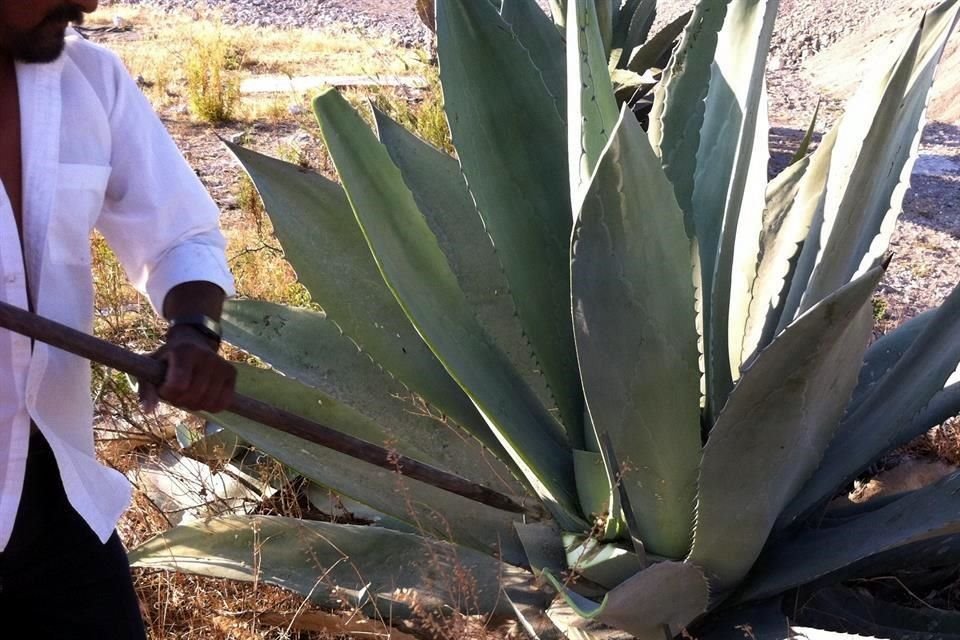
[184,24,241,123]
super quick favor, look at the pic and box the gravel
[112,0,931,69]
[656,0,911,69]
[114,0,434,47]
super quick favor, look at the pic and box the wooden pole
[0,301,525,514]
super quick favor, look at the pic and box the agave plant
[131,0,960,637]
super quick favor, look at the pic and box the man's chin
[8,25,69,64]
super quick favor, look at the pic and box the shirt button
[5,274,17,284]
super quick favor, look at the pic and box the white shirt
[0,36,235,551]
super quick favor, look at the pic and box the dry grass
[92,364,438,640]
[895,418,960,467]
[183,21,242,123]
[368,62,452,154]
[222,203,312,306]
[135,571,386,640]
[88,3,424,123]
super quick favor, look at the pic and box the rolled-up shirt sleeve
[95,51,235,313]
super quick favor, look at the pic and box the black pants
[0,433,147,639]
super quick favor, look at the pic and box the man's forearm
[162,281,226,321]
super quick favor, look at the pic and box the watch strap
[167,314,222,345]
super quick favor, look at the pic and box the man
[0,1,238,637]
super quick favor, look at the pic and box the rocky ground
[108,0,435,46]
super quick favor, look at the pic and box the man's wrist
[166,314,222,350]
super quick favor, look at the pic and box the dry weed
[906,418,960,466]
[134,570,343,639]
[223,193,312,306]
[368,62,452,154]
[183,20,243,123]
[86,4,423,123]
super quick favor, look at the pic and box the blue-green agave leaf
[626,11,693,76]
[515,522,567,575]
[545,561,710,636]
[740,156,810,362]
[799,1,960,312]
[130,515,523,618]
[562,533,643,589]
[499,0,567,118]
[741,125,839,363]
[796,586,960,639]
[776,130,841,335]
[313,89,585,531]
[782,282,960,528]
[741,472,960,602]
[224,143,489,444]
[648,0,730,218]
[809,534,960,587]
[572,109,701,559]
[789,100,821,166]
[817,491,908,527]
[689,265,882,588]
[848,309,935,412]
[209,365,527,563]
[914,382,960,435]
[223,300,520,487]
[372,107,557,425]
[593,0,615,53]
[437,0,583,443]
[690,0,778,417]
[572,450,622,541]
[613,0,657,66]
[567,0,619,213]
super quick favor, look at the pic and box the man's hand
[139,280,236,414]
[160,326,237,412]
[140,327,236,414]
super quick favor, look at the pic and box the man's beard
[1,4,86,64]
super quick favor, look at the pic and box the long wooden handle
[0,301,525,514]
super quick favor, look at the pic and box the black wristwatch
[167,314,223,347]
